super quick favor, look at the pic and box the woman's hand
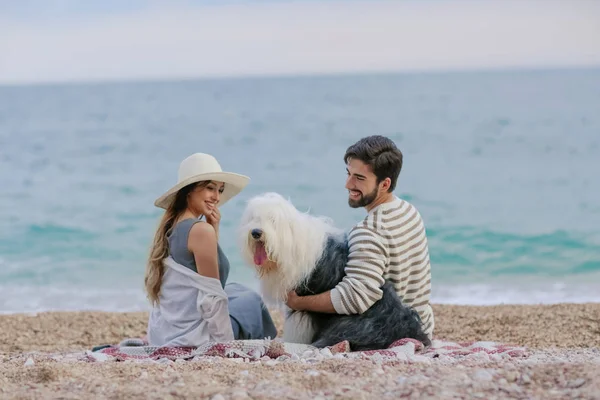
[205,207,221,239]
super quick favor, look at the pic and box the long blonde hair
[144,181,209,305]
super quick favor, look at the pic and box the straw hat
[154,153,250,209]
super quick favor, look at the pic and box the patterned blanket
[86,337,528,363]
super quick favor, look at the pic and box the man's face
[345,158,380,208]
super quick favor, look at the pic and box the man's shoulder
[348,220,383,242]
[349,220,378,235]
[348,214,388,245]
[370,197,427,237]
[382,197,429,246]
[380,196,424,224]
[348,197,426,238]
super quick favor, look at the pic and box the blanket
[85,337,529,363]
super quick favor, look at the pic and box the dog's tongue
[254,242,267,265]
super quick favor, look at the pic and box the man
[285,135,434,339]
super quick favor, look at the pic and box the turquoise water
[1,68,599,313]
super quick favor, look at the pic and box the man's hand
[285,290,337,313]
[285,290,303,311]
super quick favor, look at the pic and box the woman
[145,152,277,347]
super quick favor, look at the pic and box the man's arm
[286,226,388,314]
[286,289,336,313]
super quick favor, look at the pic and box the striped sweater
[330,196,434,338]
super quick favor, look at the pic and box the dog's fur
[238,192,431,351]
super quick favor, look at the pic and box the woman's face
[188,180,225,216]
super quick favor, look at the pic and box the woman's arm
[186,222,233,341]
[188,221,220,280]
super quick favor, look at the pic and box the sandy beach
[1,303,600,399]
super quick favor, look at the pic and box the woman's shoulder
[188,221,217,250]
[172,218,212,238]
[189,220,216,236]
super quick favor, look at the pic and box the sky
[0,0,599,84]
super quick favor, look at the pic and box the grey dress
[168,218,277,340]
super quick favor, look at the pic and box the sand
[1,303,600,399]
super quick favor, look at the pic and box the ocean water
[1,68,599,314]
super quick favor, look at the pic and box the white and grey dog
[238,192,431,351]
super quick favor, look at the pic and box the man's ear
[379,177,391,192]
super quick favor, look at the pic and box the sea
[1,68,599,314]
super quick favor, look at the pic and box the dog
[238,192,431,351]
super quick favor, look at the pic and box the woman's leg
[226,283,277,340]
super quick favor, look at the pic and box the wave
[0,285,151,315]
[432,280,600,305]
[427,226,600,278]
[1,278,599,315]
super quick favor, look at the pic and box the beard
[348,186,379,208]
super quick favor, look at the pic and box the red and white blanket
[85,337,528,363]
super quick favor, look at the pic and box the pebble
[231,390,249,399]
[505,371,518,382]
[24,358,34,366]
[508,384,522,393]
[473,369,494,382]
[371,353,383,363]
[210,395,225,400]
[567,378,586,389]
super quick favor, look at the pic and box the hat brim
[154,171,250,210]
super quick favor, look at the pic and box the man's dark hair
[344,135,403,192]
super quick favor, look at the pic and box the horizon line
[1,64,599,89]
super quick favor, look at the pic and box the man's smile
[349,190,362,199]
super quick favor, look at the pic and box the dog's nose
[251,229,263,239]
